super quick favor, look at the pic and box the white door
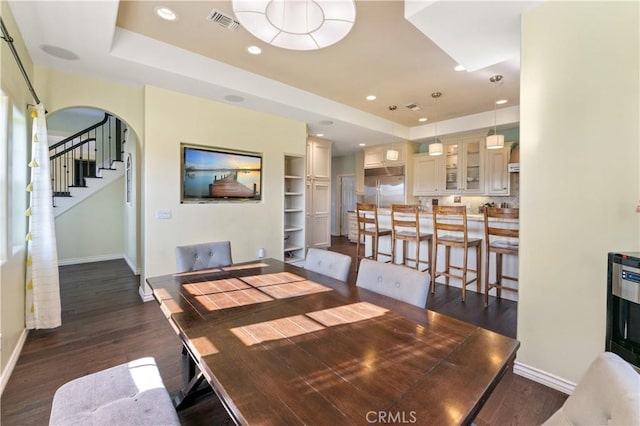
[340,175,356,236]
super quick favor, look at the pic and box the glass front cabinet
[442,138,484,194]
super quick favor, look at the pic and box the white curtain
[25,103,61,329]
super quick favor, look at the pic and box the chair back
[542,352,640,425]
[304,248,352,282]
[356,258,429,308]
[391,204,421,236]
[484,207,519,239]
[432,205,469,245]
[175,241,232,273]
[356,203,380,235]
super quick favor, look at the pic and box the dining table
[147,258,520,425]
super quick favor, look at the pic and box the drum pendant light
[429,92,443,156]
[486,75,505,149]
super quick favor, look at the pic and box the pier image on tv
[182,145,262,201]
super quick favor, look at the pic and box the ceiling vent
[405,102,422,111]
[207,9,240,31]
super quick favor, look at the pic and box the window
[9,104,28,253]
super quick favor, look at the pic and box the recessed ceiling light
[316,133,324,137]
[366,95,376,101]
[359,143,366,147]
[496,99,508,105]
[418,117,428,122]
[247,45,262,55]
[155,7,177,21]
[454,64,465,71]
[224,95,245,103]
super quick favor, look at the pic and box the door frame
[335,173,356,237]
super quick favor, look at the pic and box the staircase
[50,113,126,217]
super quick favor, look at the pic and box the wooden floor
[2,245,566,425]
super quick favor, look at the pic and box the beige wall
[55,178,125,262]
[0,3,32,378]
[142,86,307,287]
[518,1,639,383]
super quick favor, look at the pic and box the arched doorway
[47,106,141,274]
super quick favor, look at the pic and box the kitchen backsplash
[417,173,520,213]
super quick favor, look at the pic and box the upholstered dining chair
[355,258,430,308]
[304,248,352,282]
[542,352,639,425]
[175,240,233,273]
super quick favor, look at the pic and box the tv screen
[181,144,262,202]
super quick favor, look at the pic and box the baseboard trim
[513,361,575,395]
[57,253,124,266]
[138,285,154,303]
[123,255,141,276]
[1,329,29,396]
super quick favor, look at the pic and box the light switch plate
[156,209,172,219]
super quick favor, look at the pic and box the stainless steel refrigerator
[363,166,405,208]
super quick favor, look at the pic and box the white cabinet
[363,142,412,168]
[413,152,442,196]
[485,144,511,195]
[284,155,305,263]
[306,138,332,249]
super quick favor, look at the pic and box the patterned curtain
[25,103,61,329]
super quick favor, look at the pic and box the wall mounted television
[181,144,262,203]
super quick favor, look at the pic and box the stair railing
[49,113,123,206]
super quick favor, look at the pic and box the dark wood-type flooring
[2,238,566,425]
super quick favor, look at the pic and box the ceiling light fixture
[454,64,465,71]
[386,105,400,161]
[486,75,505,150]
[155,7,177,21]
[496,99,508,105]
[316,133,324,137]
[359,143,366,147]
[232,0,356,51]
[366,95,376,101]
[247,45,262,55]
[418,117,427,122]
[428,92,443,156]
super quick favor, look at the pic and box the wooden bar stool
[432,205,482,302]
[355,203,392,272]
[390,204,432,272]
[484,207,519,307]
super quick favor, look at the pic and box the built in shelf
[284,175,303,180]
[285,227,303,232]
[284,192,303,196]
[284,243,304,252]
[284,208,303,213]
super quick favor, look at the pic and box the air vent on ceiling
[405,102,422,111]
[207,9,240,31]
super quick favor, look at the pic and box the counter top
[375,208,518,223]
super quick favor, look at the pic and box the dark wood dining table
[147,258,519,425]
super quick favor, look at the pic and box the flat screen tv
[181,144,262,202]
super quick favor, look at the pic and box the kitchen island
[363,208,519,302]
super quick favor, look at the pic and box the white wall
[518,1,639,384]
[54,178,125,263]
[331,154,356,236]
[142,86,307,290]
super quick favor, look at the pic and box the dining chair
[175,240,233,273]
[356,258,430,308]
[355,203,392,272]
[484,207,519,307]
[304,247,352,282]
[390,204,432,272]
[432,205,482,302]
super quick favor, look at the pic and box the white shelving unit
[284,155,306,264]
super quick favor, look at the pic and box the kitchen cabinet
[413,152,442,196]
[485,144,512,195]
[363,142,413,168]
[306,138,332,249]
[442,138,484,195]
[284,155,305,263]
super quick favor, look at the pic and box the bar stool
[432,205,482,302]
[355,203,392,272]
[390,204,432,272]
[484,207,519,307]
